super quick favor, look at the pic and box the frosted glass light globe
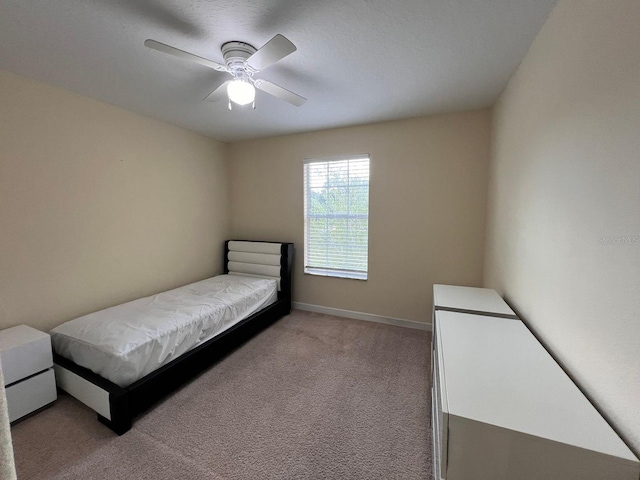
[227,80,255,105]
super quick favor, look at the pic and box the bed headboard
[224,240,294,306]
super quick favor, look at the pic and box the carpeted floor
[11,310,433,479]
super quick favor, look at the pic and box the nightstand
[0,325,57,423]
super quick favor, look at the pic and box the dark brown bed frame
[53,241,293,435]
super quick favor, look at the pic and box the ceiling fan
[144,34,306,110]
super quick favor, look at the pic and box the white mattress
[51,275,278,387]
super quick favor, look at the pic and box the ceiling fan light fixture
[227,79,255,105]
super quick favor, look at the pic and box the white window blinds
[303,155,370,280]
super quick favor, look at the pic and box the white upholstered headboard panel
[226,241,283,290]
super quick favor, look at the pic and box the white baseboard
[292,302,432,331]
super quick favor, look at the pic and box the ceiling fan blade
[246,34,296,71]
[144,39,228,72]
[203,81,231,102]
[254,79,306,106]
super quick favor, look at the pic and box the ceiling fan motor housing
[221,41,257,76]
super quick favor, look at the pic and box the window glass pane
[349,186,369,215]
[309,187,327,215]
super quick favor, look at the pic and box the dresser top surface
[435,311,638,463]
[0,325,49,352]
[433,284,517,317]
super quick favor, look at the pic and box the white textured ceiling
[0,0,557,142]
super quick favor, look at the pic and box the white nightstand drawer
[5,368,57,423]
[0,325,53,385]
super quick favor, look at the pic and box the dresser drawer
[5,368,57,423]
[432,326,448,479]
[432,387,443,480]
[0,325,53,385]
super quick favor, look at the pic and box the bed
[51,240,293,434]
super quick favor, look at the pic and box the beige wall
[229,111,491,324]
[484,0,640,454]
[0,70,230,332]
[0,69,489,331]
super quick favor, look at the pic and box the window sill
[304,268,367,281]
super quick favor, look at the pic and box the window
[303,155,370,280]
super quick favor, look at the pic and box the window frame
[303,154,370,281]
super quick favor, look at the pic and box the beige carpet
[11,310,432,479]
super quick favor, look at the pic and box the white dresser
[0,325,57,423]
[432,311,640,480]
[430,284,519,407]
[433,284,518,319]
